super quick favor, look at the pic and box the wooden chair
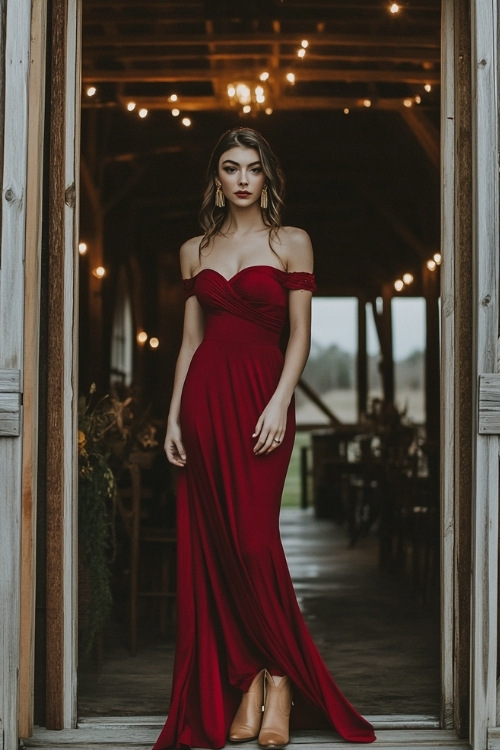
[116,456,176,655]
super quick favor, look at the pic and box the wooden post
[469,1,499,748]
[423,264,440,447]
[357,296,368,419]
[372,285,395,405]
[19,0,47,737]
[44,0,80,730]
[0,2,32,749]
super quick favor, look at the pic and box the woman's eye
[251,167,262,174]
[223,167,236,174]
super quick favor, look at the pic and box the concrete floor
[78,507,441,719]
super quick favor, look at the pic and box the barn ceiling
[81,0,441,297]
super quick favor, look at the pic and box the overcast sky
[311,297,426,361]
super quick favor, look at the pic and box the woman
[153,128,375,750]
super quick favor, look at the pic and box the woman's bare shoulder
[275,226,313,272]
[179,235,204,277]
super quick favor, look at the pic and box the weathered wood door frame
[36,1,499,748]
[0,2,36,750]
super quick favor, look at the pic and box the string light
[78,242,88,256]
[182,117,192,127]
[286,73,295,84]
[389,3,400,13]
[415,95,422,104]
[172,108,180,117]
[394,279,404,292]
[138,108,148,118]
[424,84,432,92]
[86,86,97,97]
[149,337,160,349]
[301,40,309,49]
[402,273,414,285]
[433,252,442,265]
[427,259,437,271]
[92,266,106,279]
[126,101,136,111]
[403,98,413,108]
[298,48,306,58]
[260,72,270,81]
[137,331,148,345]
[344,108,350,115]
[168,94,178,102]
[363,99,372,108]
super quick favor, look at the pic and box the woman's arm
[164,240,204,466]
[253,228,313,455]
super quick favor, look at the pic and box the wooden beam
[82,68,441,85]
[98,95,437,113]
[355,184,431,260]
[399,108,440,170]
[83,32,440,50]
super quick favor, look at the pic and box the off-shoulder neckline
[183,265,313,284]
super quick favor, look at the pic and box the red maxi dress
[152,265,375,749]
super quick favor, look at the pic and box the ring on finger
[273,438,281,444]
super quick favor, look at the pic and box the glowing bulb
[227,84,236,97]
[138,108,148,118]
[182,117,192,127]
[363,99,372,107]
[415,95,422,104]
[394,279,404,292]
[86,86,97,97]
[427,259,437,271]
[265,107,273,115]
[286,73,295,84]
[169,94,178,102]
[242,105,252,114]
[172,108,180,117]
[92,266,106,279]
[433,252,442,265]
[236,83,251,104]
[126,101,136,111]
[389,3,400,13]
[424,84,432,92]
[402,273,414,285]
[149,337,160,349]
[255,86,264,97]
[403,98,413,107]
[137,331,148,345]
[298,48,306,58]
[344,108,350,115]
[78,242,88,255]
[301,40,309,48]
[260,72,270,81]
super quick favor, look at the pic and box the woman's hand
[252,398,288,455]
[164,421,187,467]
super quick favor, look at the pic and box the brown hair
[199,127,285,252]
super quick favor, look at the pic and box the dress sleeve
[182,277,196,299]
[282,272,316,292]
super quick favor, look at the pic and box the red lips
[235,191,251,197]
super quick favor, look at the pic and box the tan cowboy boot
[229,669,265,742]
[258,670,292,748]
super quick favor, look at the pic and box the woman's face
[217,146,266,208]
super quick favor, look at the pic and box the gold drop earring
[260,184,268,209]
[215,181,225,208]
